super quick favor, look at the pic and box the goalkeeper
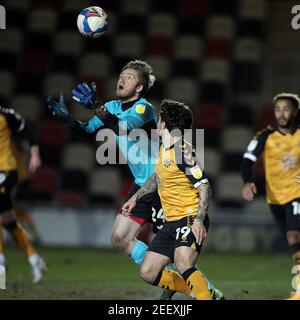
[47,60,223,300]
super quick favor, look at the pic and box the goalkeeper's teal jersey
[83,98,159,186]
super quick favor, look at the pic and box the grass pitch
[0,246,293,300]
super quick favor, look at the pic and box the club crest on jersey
[163,158,171,168]
[135,104,146,114]
[190,165,202,179]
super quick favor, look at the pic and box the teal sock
[130,240,148,266]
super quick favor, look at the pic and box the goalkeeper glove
[72,81,100,111]
[47,92,76,128]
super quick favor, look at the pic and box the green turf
[0,246,293,300]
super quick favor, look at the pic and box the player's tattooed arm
[135,173,158,200]
[196,181,212,222]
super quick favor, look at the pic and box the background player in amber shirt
[0,106,46,283]
[122,99,216,300]
[241,93,300,299]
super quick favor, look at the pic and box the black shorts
[123,183,165,233]
[148,215,210,262]
[269,198,300,236]
[0,170,18,213]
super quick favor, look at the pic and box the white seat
[11,94,41,122]
[222,126,253,153]
[146,56,170,81]
[113,33,144,57]
[234,38,262,62]
[173,36,204,60]
[28,8,57,33]
[217,173,244,202]
[53,31,83,56]
[0,29,23,53]
[166,78,198,106]
[62,143,95,172]
[120,0,150,15]
[78,53,111,78]
[239,0,267,20]
[0,71,14,98]
[89,168,122,198]
[147,13,177,36]
[44,73,74,97]
[202,147,221,177]
[71,101,93,122]
[206,15,236,39]
[201,58,230,83]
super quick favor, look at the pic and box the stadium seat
[232,62,261,93]
[53,31,83,56]
[209,0,237,16]
[260,105,275,128]
[234,38,262,63]
[245,197,269,214]
[166,78,198,106]
[201,58,230,84]
[89,168,122,204]
[216,172,244,207]
[11,94,41,122]
[173,36,204,60]
[0,71,14,99]
[61,169,88,192]
[120,0,150,15]
[28,8,58,33]
[221,126,253,153]
[195,103,223,129]
[38,119,68,148]
[44,73,74,97]
[118,15,145,34]
[55,190,87,207]
[145,35,173,57]
[179,0,208,17]
[201,129,220,148]
[145,56,171,81]
[239,0,266,20]
[0,29,23,53]
[25,31,52,51]
[203,147,222,177]
[52,55,77,73]
[5,1,30,28]
[206,15,236,39]
[150,0,178,13]
[22,50,49,75]
[78,53,111,78]
[172,59,198,77]
[113,33,144,58]
[201,82,227,103]
[29,165,58,200]
[0,52,19,72]
[70,101,93,123]
[228,104,253,126]
[147,13,177,37]
[205,38,233,59]
[238,19,265,38]
[62,143,95,172]
[148,80,165,100]
[223,153,243,171]
[178,16,205,36]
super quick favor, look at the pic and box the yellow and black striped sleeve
[175,141,208,188]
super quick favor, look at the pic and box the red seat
[145,36,173,57]
[179,0,208,17]
[195,103,223,129]
[38,119,68,148]
[55,191,87,207]
[206,38,233,60]
[260,105,275,128]
[22,51,49,75]
[30,165,58,196]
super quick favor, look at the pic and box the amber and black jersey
[0,107,36,171]
[242,125,300,205]
[155,140,209,222]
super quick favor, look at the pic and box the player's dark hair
[273,96,299,109]
[122,60,156,95]
[159,99,193,134]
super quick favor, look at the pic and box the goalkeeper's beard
[116,87,139,102]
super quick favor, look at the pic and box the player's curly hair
[122,60,156,95]
[273,92,300,109]
[159,99,193,134]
